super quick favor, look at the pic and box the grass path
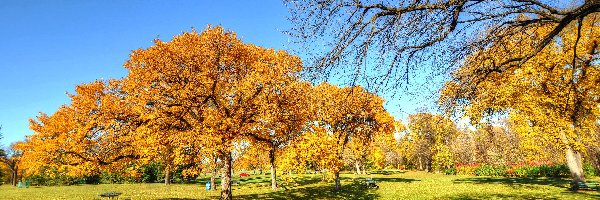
[0,171,598,199]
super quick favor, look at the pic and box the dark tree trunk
[11,170,17,186]
[426,159,432,173]
[10,164,18,186]
[269,146,277,190]
[334,171,341,190]
[220,151,233,200]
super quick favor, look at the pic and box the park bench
[364,178,379,189]
[571,181,599,191]
[99,192,122,200]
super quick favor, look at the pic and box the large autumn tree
[121,26,302,200]
[441,16,600,185]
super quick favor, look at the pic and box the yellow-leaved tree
[311,83,394,190]
[441,16,600,185]
[246,80,314,190]
[121,26,302,199]
[406,113,458,172]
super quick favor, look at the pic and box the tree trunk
[11,170,17,186]
[220,151,233,200]
[164,169,171,185]
[426,158,432,172]
[566,146,585,184]
[355,162,362,174]
[211,167,217,190]
[418,157,423,171]
[10,164,17,186]
[269,146,278,190]
[334,171,341,190]
[362,165,366,175]
[560,125,586,187]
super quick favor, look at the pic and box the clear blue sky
[0,0,434,147]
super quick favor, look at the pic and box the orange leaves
[19,79,142,177]
[20,26,397,192]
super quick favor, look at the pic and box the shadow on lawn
[371,177,418,183]
[438,192,600,200]
[158,199,196,200]
[450,177,600,199]
[453,177,570,189]
[368,170,407,175]
[235,181,380,200]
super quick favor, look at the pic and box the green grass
[0,171,599,199]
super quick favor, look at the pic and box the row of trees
[395,114,600,174]
[10,26,396,200]
[286,0,600,187]
[5,0,600,195]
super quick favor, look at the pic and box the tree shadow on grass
[453,177,570,189]
[339,176,419,183]
[234,181,380,200]
[436,192,599,200]
[369,170,407,175]
[158,198,197,200]
[450,177,600,199]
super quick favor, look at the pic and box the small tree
[1,142,23,186]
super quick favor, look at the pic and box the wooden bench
[99,192,122,200]
[572,181,599,191]
[364,178,379,189]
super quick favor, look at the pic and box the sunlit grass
[0,171,598,199]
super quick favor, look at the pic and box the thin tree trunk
[220,151,233,200]
[355,162,362,174]
[11,170,17,186]
[426,159,432,173]
[269,145,278,190]
[211,167,217,190]
[361,165,366,175]
[164,168,171,185]
[418,157,423,171]
[10,164,17,186]
[334,171,341,190]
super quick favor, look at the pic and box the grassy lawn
[0,171,599,199]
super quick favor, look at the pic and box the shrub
[450,162,572,178]
[445,167,456,175]
[455,163,479,176]
[583,163,596,177]
[474,165,506,177]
